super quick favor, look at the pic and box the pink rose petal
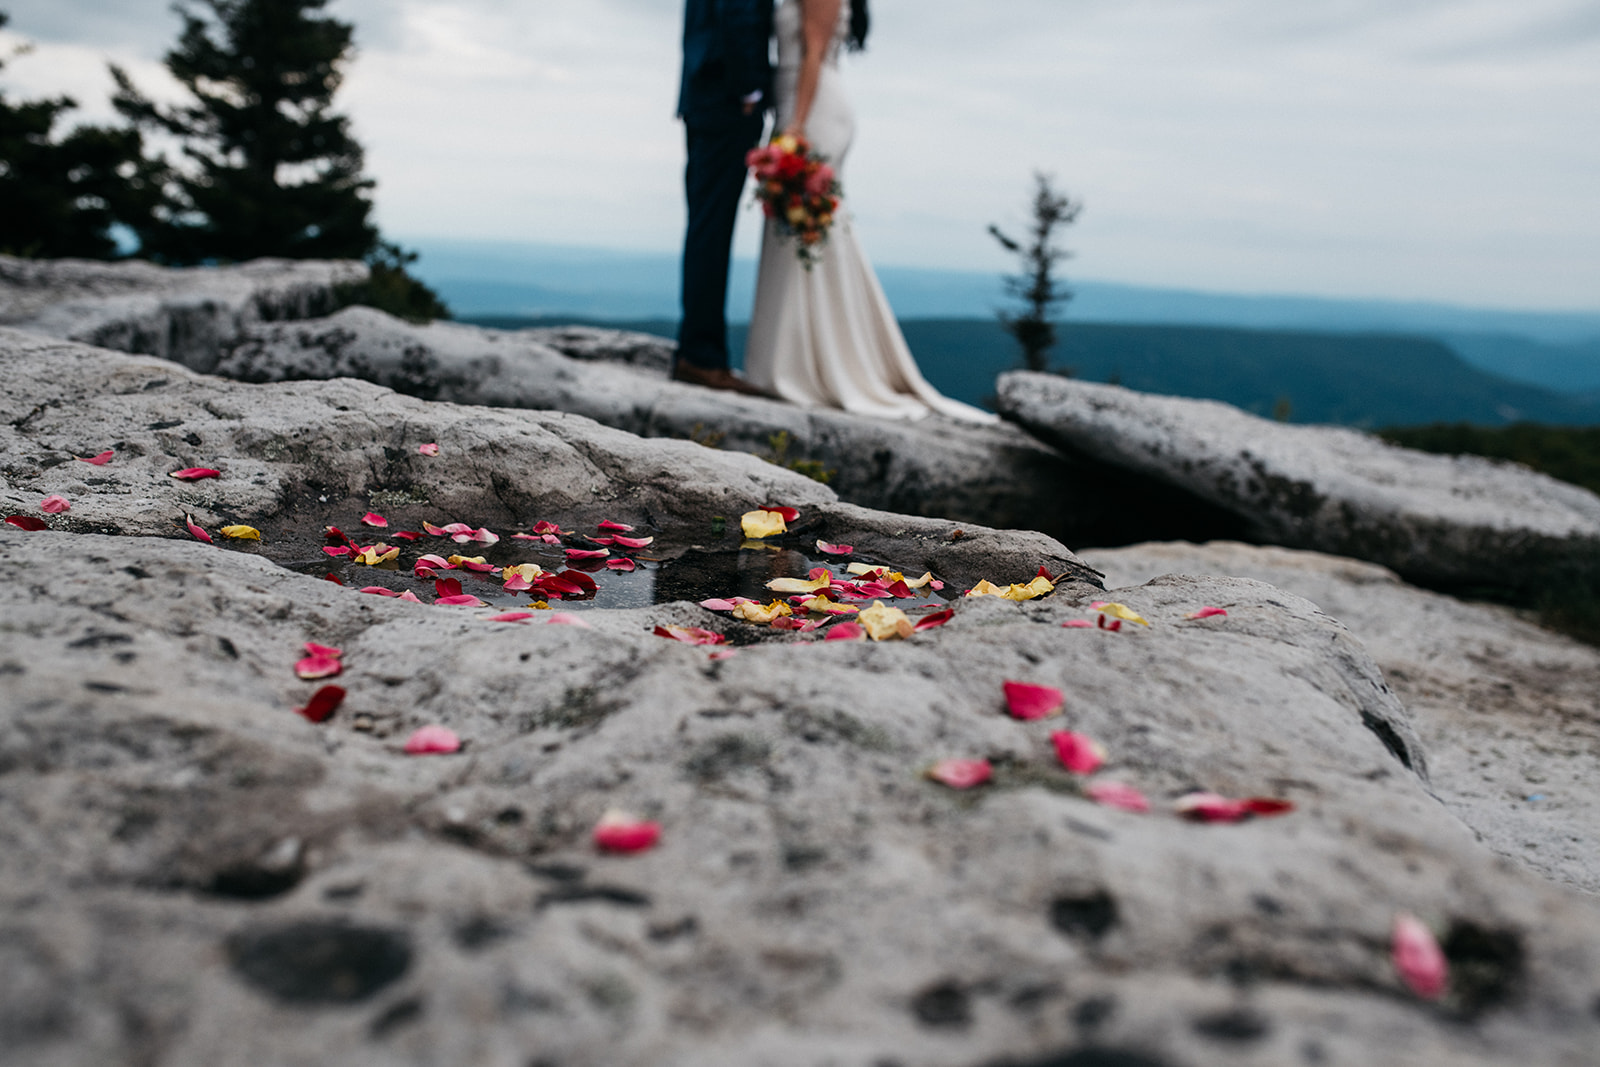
[397,590,423,603]
[591,537,616,546]
[169,467,220,481]
[598,520,634,532]
[391,530,422,541]
[487,611,537,623]
[1185,606,1229,620]
[78,450,115,465]
[565,548,608,560]
[304,642,342,658]
[457,559,497,573]
[1051,730,1107,774]
[40,494,71,513]
[184,515,213,543]
[1003,680,1064,720]
[360,586,401,597]
[699,597,754,611]
[295,685,345,723]
[403,724,460,755]
[823,621,866,641]
[502,574,533,592]
[606,557,637,572]
[1085,780,1150,813]
[544,612,591,628]
[4,515,49,531]
[323,545,352,557]
[294,655,342,680]
[418,442,440,456]
[1062,619,1095,629]
[770,616,821,632]
[1392,913,1449,1000]
[422,521,448,536]
[708,649,738,661]
[926,758,992,789]
[612,534,653,549]
[360,512,388,528]
[532,521,563,535]
[593,811,661,853]
[512,532,540,540]
[653,625,727,645]
[435,594,486,606]
[815,540,853,556]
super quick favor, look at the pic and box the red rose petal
[295,684,345,723]
[926,758,992,789]
[40,494,70,514]
[1392,913,1449,1000]
[435,577,464,598]
[77,450,115,465]
[422,521,447,536]
[304,642,342,658]
[598,519,634,532]
[912,608,954,632]
[531,521,562,535]
[403,724,460,754]
[815,540,853,556]
[4,515,49,531]
[1003,680,1064,720]
[391,531,421,541]
[612,534,653,549]
[1186,606,1228,620]
[823,621,865,641]
[593,812,661,853]
[169,467,220,481]
[762,504,800,522]
[1242,797,1296,817]
[565,548,608,560]
[1085,780,1150,813]
[606,557,637,572]
[360,512,388,528]
[323,572,344,585]
[1051,730,1107,774]
[294,654,342,680]
[185,515,213,543]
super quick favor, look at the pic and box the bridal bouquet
[746,134,840,269]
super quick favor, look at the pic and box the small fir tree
[989,172,1082,373]
[0,10,165,258]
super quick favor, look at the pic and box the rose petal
[767,573,832,594]
[435,594,485,607]
[512,533,540,540]
[541,534,561,544]
[611,534,653,549]
[360,512,388,528]
[815,540,853,556]
[185,515,213,543]
[502,575,533,592]
[304,642,342,658]
[593,810,661,853]
[360,586,401,597]
[800,597,858,616]
[295,684,345,723]
[397,590,423,603]
[391,531,421,541]
[39,495,70,514]
[77,450,115,465]
[470,527,499,545]
[323,573,344,585]
[1091,601,1151,627]
[169,467,221,481]
[403,724,460,755]
[906,608,953,632]
[598,520,634,532]
[422,521,448,536]
[1392,913,1449,1000]
[606,557,637,572]
[544,612,591,628]
[448,555,497,572]
[653,625,727,646]
[1062,619,1095,629]
[1003,680,1064,720]
[859,601,914,641]
[532,521,562,535]
[708,649,738,661]
[1085,780,1150,813]
[591,537,615,546]
[1185,606,1229,620]
[1051,730,1107,774]
[732,600,794,625]
[1242,797,1296,817]
[418,442,440,456]
[823,621,866,641]
[487,611,537,622]
[323,545,351,558]
[435,577,464,598]
[770,615,821,631]
[220,524,261,540]
[926,758,992,789]
[762,504,800,523]
[294,654,342,680]
[565,548,609,560]
[740,509,787,539]
[698,597,754,611]
[4,515,49,531]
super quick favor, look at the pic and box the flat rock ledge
[999,371,1600,601]
[0,253,367,373]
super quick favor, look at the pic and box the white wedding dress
[744,0,996,423]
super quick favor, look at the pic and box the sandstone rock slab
[998,372,1600,601]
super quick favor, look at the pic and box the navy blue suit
[676,0,774,371]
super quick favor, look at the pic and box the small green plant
[989,172,1082,374]
[761,431,835,485]
[687,423,726,449]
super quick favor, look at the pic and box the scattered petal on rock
[220,524,261,540]
[1098,615,1123,632]
[926,758,992,789]
[1174,792,1296,823]
[612,534,653,549]
[185,515,213,544]
[593,810,661,854]
[323,545,351,557]
[740,509,788,539]
[422,521,448,536]
[418,442,440,456]
[1242,797,1297,817]
[1051,730,1107,774]
[353,543,400,566]
[4,515,49,531]
[859,601,914,641]
[40,495,70,514]
[391,531,421,541]
[770,615,821,632]
[304,642,342,659]
[397,590,422,603]
[1185,606,1229,620]
[487,611,536,623]
[565,548,609,560]
[824,621,866,641]
[800,597,858,616]
[323,573,344,585]
[295,685,345,723]
[966,576,1054,601]
[1091,601,1151,627]
[469,527,499,545]
[1062,619,1095,629]
[653,625,727,646]
[435,594,486,607]
[544,612,591,628]
[403,725,460,755]
[360,512,388,528]
[598,519,634,532]
[708,649,738,661]
[606,557,637,572]
[1086,780,1151,813]
[531,520,563,535]
[763,504,800,523]
[699,597,755,612]
[912,608,954,632]
[1003,680,1064,720]
[815,540,853,556]
[901,571,940,589]
[435,577,464,598]
[447,555,497,572]
[767,573,831,594]
[1392,913,1449,1000]
[360,586,401,597]
[78,449,114,465]
[170,467,221,481]
[733,600,795,625]
[294,655,342,680]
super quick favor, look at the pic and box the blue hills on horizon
[407,237,1600,427]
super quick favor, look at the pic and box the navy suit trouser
[678,113,765,370]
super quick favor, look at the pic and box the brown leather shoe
[671,361,774,398]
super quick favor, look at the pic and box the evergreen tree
[0,10,164,258]
[112,0,378,263]
[989,172,1082,374]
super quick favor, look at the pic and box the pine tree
[0,10,164,258]
[112,0,378,263]
[989,172,1082,374]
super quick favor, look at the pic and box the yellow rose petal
[1092,601,1150,626]
[732,599,794,625]
[219,525,261,541]
[740,509,787,539]
[859,600,913,641]
[767,573,831,594]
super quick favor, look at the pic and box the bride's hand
[783,121,806,142]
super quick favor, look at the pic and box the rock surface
[4,330,1600,1065]
[0,254,366,373]
[999,372,1600,601]
[1083,540,1600,897]
[215,306,1230,547]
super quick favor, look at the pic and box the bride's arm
[785,0,842,139]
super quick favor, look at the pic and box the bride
[744,0,995,423]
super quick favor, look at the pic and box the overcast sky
[3,0,1597,310]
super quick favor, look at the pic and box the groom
[674,0,774,396]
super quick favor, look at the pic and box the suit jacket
[677,0,775,127]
